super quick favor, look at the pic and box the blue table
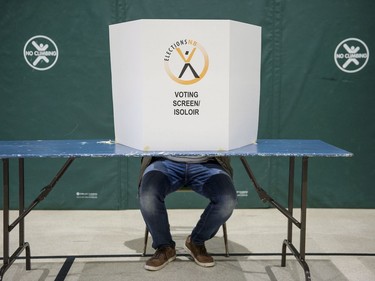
[0,139,352,281]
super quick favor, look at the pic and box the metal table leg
[240,156,311,281]
[1,158,31,281]
[282,157,295,266]
[18,159,31,271]
[1,157,75,280]
[1,159,10,280]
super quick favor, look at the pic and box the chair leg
[223,223,229,257]
[143,227,149,256]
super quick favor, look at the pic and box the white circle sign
[334,38,369,73]
[24,35,59,71]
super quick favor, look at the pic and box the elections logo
[164,39,209,85]
[24,35,59,71]
[334,38,369,73]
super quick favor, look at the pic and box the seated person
[138,155,237,271]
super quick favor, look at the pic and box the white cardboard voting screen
[109,19,261,151]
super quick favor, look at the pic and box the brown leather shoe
[185,235,215,267]
[144,246,176,271]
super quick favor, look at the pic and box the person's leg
[186,162,237,244]
[184,162,237,267]
[139,159,186,249]
[190,172,237,244]
[139,160,185,271]
[139,170,175,249]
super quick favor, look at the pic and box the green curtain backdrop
[0,0,374,209]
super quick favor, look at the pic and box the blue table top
[0,139,353,158]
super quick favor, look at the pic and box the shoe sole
[144,255,176,271]
[184,245,215,267]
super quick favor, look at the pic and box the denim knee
[139,170,170,214]
[204,174,237,216]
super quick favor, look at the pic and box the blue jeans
[139,158,237,249]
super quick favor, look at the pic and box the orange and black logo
[164,39,209,85]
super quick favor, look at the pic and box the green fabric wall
[0,0,374,209]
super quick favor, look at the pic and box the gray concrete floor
[1,209,375,281]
